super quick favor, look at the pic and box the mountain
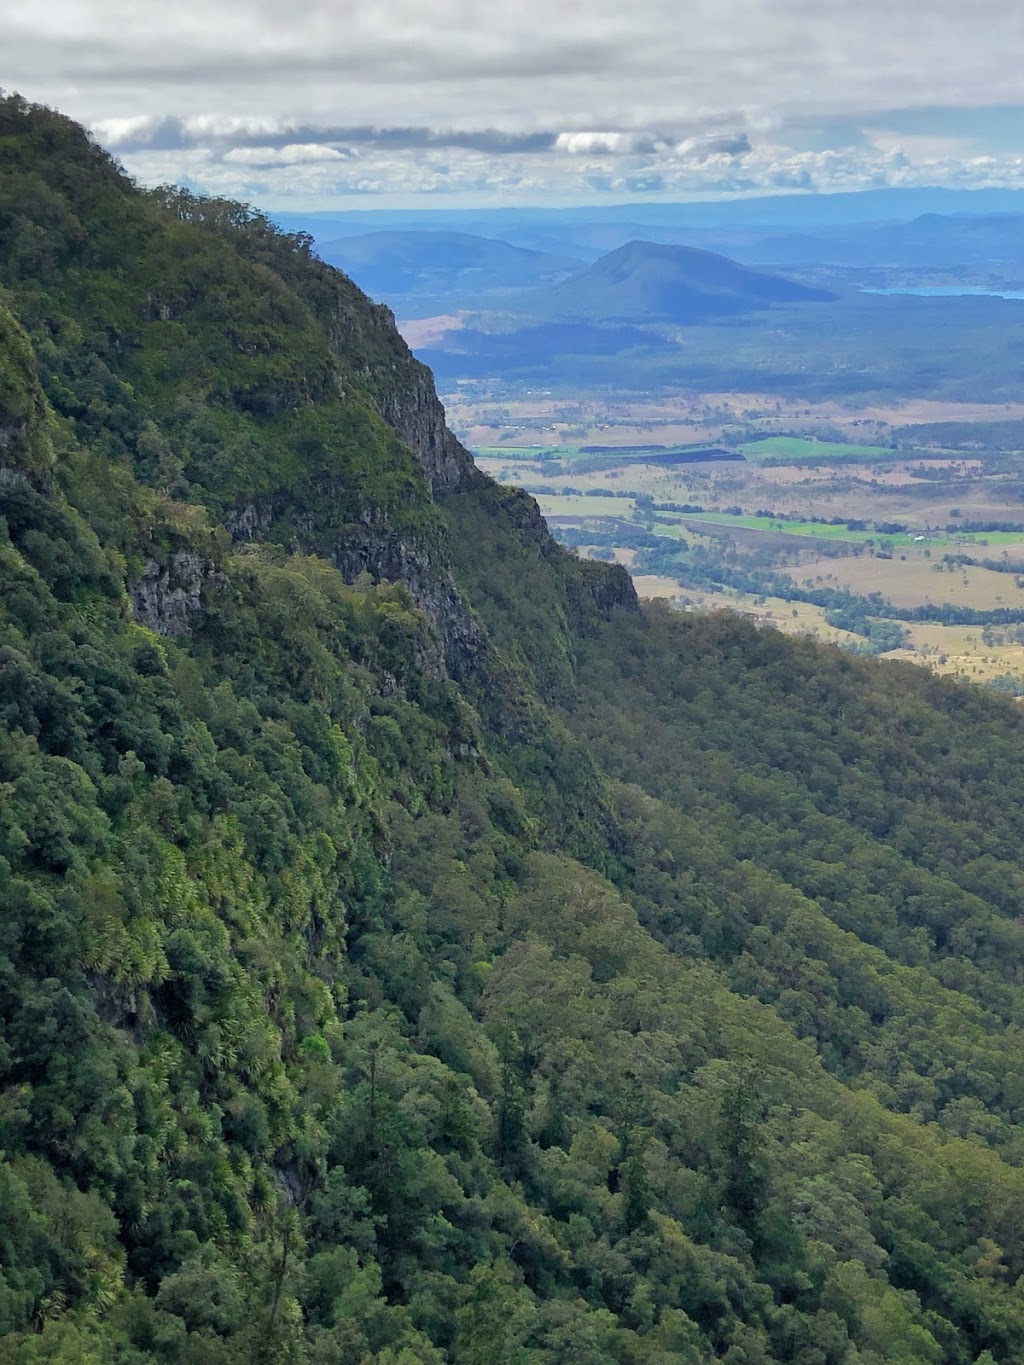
[745,212,1024,272]
[8,92,1024,1362]
[515,240,835,323]
[316,230,581,314]
[269,187,1024,255]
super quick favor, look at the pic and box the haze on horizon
[4,0,1024,209]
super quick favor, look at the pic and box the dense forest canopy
[4,92,1024,1363]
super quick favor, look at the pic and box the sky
[5,0,1024,207]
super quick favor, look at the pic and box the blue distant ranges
[303,197,1024,401]
[307,197,1024,398]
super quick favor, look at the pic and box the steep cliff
[0,98,628,683]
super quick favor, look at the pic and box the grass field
[676,511,1024,548]
[535,494,638,519]
[739,436,897,463]
[477,413,1024,688]
[797,548,1024,610]
[678,511,930,545]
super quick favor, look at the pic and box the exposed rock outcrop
[130,551,211,636]
[330,529,484,681]
[226,501,273,542]
[567,557,639,627]
[285,261,478,494]
[365,330,478,493]
[212,242,629,679]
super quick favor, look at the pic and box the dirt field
[474,452,1016,534]
[887,622,1024,686]
[858,399,1024,425]
[629,579,870,644]
[796,549,1024,610]
[535,494,638,519]
[448,389,1024,449]
[631,574,691,600]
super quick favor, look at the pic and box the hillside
[7,91,1024,1364]
[518,240,835,323]
[316,231,581,315]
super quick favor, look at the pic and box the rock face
[288,262,477,494]
[330,529,484,681]
[223,490,484,678]
[569,557,639,624]
[157,232,629,670]
[215,263,487,671]
[225,502,273,543]
[130,552,210,637]
[0,465,32,490]
[365,331,477,494]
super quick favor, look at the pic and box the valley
[457,396,1024,687]
[390,220,1024,691]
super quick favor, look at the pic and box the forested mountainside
[6,95,1024,1365]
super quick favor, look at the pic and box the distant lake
[862,286,1024,300]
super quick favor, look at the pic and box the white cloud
[556,132,656,155]
[222,143,353,166]
[4,0,1024,203]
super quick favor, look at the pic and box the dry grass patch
[797,550,1024,610]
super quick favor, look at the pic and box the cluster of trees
[945,521,1024,535]
[821,610,907,653]
[7,92,1024,1362]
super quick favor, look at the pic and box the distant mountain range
[291,214,1024,401]
[517,240,835,323]
[313,231,835,325]
[412,240,839,388]
[732,212,1024,272]
[271,185,1024,247]
[316,230,581,314]
[302,212,1024,334]
[268,193,1024,296]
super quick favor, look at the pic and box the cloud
[221,144,355,167]
[4,0,1024,203]
[96,115,559,156]
[109,134,1024,213]
[673,133,753,161]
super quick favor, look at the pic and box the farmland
[461,392,1024,688]
[738,436,897,462]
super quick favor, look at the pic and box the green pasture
[473,444,582,460]
[678,511,932,545]
[739,436,897,463]
[679,511,1024,547]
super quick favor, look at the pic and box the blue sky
[5,1,1024,207]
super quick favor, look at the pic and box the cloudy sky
[5,1,1024,206]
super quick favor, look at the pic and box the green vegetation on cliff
[6,93,1024,1364]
